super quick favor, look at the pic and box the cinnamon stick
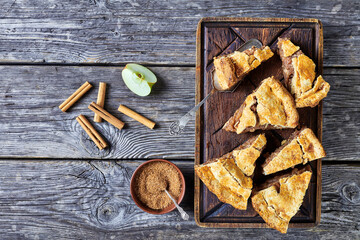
[88,102,125,130]
[118,104,155,129]
[59,81,92,112]
[76,115,108,150]
[94,82,107,122]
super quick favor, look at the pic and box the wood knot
[96,197,132,226]
[79,130,111,156]
[68,118,111,157]
[339,182,360,204]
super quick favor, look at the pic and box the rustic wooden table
[0,0,359,239]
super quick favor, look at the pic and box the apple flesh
[122,64,157,96]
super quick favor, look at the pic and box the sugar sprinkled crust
[251,169,312,234]
[213,46,274,90]
[262,127,326,175]
[277,38,330,108]
[223,76,299,134]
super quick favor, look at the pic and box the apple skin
[122,64,157,96]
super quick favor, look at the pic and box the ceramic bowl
[130,159,186,214]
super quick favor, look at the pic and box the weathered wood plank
[0,65,195,159]
[322,68,360,161]
[0,66,358,160]
[0,160,357,239]
[0,0,359,66]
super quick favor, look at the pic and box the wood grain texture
[0,66,358,160]
[196,19,322,227]
[322,68,360,161]
[0,160,357,239]
[0,65,195,159]
[0,0,357,238]
[0,0,358,66]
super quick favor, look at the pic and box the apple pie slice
[262,128,326,175]
[214,46,274,90]
[195,134,266,210]
[277,38,330,108]
[252,167,312,234]
[223,76,299,135]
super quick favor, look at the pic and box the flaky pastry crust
[277,38,330,108]
[251,170,312,233]
[214,46,274,90]
[195,134,266,210]
[223,77,299,134]
[262,128,326,175]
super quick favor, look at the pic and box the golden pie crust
[232,133,267,176]
[195,165,248,210]
[194,134,266,210]
[252,169,312,234]
[214,46,274,90]
[223,76,299,134]
[296,75,330,108]
[278,39,300,57]
[262,128,326,175]
[277,38,330,108]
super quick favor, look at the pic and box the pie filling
[213,46,274,91]
[224,77,299,135]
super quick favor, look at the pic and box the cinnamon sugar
[134,161,182,210]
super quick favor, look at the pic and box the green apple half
[122,64,157,96]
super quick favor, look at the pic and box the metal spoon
[169,39,263,135]
[164,189,189,220]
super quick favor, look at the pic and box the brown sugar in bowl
[130,159,186,215]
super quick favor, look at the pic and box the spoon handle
[169,89,215,135]
[165,190,189,221]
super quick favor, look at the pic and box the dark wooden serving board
[194,18,323,228]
